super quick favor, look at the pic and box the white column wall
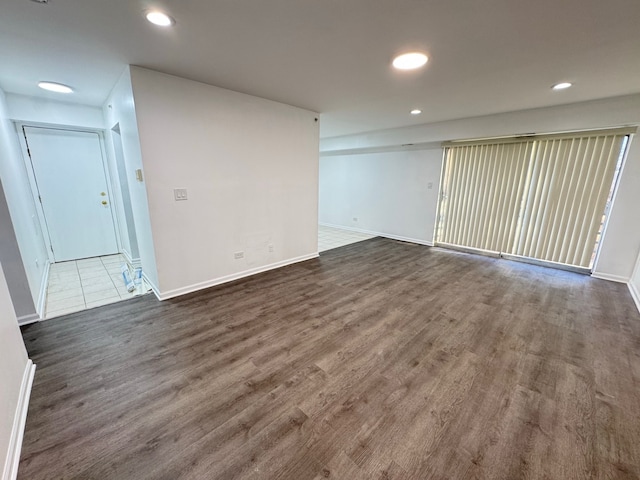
[129,67,319,298]
[103,67,159,290]
[0,260,32,479]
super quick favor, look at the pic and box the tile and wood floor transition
[45,254,141,319]
[318,225,376,252]
[19,238,640,479]
[45,226,366,319]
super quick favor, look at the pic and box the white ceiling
[1,0,639,138]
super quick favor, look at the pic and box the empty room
[1,1,640,479]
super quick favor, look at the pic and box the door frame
[15,122,123,264]
[107,123,141,267]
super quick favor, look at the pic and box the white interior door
[24,126,119,262]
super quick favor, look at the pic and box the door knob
[102,200,108,205]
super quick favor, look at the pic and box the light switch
[174,188,188,201]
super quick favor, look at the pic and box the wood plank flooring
[19,238,640,479]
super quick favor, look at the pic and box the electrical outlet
[353,217,358,222]
[174,188,188,201]
[234,251,244,259]
[268,244,274,253]
[427,182,433,189]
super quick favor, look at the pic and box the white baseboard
[590,272,630,283]
[2,360,36,480]
[141,272,161,300]
[121,248,132,264]
[16,313,39,326]
[35,261,50,318]
[378,232,433,247]
[121,250,141,269]
[319,222,433,247]
[629,281,640,314]
[157,253,319,301]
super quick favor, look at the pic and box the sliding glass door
[437,129,633,271]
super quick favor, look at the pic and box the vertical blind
[439,141,533,254]
[438,129,633,269]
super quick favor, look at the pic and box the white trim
[17,313,39,326]
[629,281,640,314]
[319,222,433,246]
[142,272,161,300]
[2,360,36,480]
[319,141,442,157]
[121,248,133,265]
[36,260,50,318]
[14,123,54,264]
[380,233,433,247]
[157,253,319,301]
[121,249,141,269]
[590,272,630,283]
[104,127,127,258]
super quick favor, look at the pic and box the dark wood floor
[19,238,640,479]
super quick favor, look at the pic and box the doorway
[110,125,140,262]
[17,124,149,319]
[21,126,119,262]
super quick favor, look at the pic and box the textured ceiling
[1,0,639,138]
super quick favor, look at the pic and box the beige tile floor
[45,254,143,319]
[318,225,376,252]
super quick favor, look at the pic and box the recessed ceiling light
[552,82,572,90]
[38,81,73,94]
[410,109,422,115]
[392,52,428,70]
[146,11,175,27]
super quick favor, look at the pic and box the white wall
[129,67,319,298]
[320,148,442,244]
[103,67,158,288]
[0,181,35,320]
[5,94,104,130]
[0,88,49,319]
[630,251,640,313]
[321,94,640,151]
[320,94,640,281]
[596,135,640,282]
[0,260,33,479]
